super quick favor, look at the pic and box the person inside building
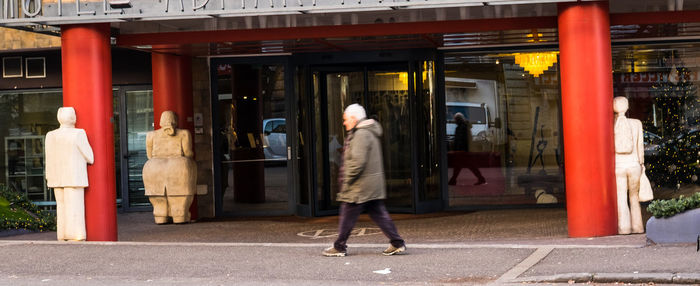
[322,103,406,257]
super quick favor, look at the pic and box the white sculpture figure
[142,111,197,224]
[613,96,645,234]
[45,107,94,241]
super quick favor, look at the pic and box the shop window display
[0,90,62,202]
[444,51,564,207]
[612,44,700,200]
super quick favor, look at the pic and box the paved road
[1,239,697,285]
[1,210,698,285]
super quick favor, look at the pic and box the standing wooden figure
[142,111,197,224]
[45,107,94,241]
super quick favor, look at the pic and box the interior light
[513,51,559,77]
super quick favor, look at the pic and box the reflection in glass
[113,91,121,206]
[444,52,564,207]
[612,44,700,201]
[295,67,310,205]
[314,66,417,211]
[0,90,61,203]
[419,61,440,201]
[367,69,412,208]
[124,90,153,207]
[321,71,363,211]
[216,63,289,213]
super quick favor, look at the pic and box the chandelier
[513,52,559,77]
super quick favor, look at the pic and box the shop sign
[0,0,578,25]
[615,71,700,84]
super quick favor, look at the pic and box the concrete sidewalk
[1,209,698,285]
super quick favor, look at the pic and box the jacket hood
[355,119,383,137]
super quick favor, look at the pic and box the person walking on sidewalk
[322,104,406,257]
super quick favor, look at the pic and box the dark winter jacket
[337,119,386,204]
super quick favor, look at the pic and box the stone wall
[0,27,61,50]
[192,57,215,218]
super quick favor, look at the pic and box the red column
[558,1,617,237]
[61,24,117,241]
[151,52,198,220]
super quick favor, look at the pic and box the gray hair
[344,103,367,120]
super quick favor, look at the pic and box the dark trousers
[333,200,404,251]
[448,166,486,185]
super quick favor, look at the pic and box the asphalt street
[1,209,698,285]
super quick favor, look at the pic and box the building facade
[1,0,699,240]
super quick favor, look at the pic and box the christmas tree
[647,65,699,189]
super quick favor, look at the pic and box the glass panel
[0,90,61,204]
[295,67,310,205]
[124,90,153,207]
[611,44,700,200]
[318,71,364,211]
[418,61,440,201]
[313,71,324,209]
[444,51,564,207]
[113,90,121,206]
[216,63,289,213]
[367,69,412,208]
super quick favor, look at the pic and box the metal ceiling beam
[117,10,700,48]
[609,10,700,26]
[117,16,558,46]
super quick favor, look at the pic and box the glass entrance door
[366,69,413,208]
[117,86,154,210]
[312,64,417,213]
[314,69,364,212]
[213,61,293,215]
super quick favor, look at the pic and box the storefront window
[0,90,62,203]
[0,88,153,210]
[443,51,564,207]
[214,63,291,215]
[612,44,700,199]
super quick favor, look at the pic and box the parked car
[262,118,287,161]
[643,130,662,157]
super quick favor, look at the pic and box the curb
[512,273,700,284]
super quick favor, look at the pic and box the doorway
[309,60,441,215]
[211,58,295,216]
[116,86,154,211]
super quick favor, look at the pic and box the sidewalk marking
[494,247,554,284]
[0,240,644,249]
[296,228,381,239]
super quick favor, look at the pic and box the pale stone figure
[45,107,94,241]
[142,111,197,224]
[613,96,645,234]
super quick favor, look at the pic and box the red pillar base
[61,23,118,241]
